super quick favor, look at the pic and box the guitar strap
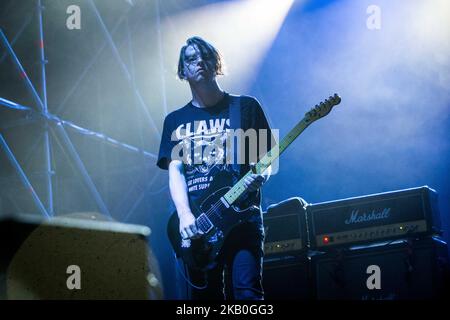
[228,94,242,178]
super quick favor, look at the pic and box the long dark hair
[177,36,224,80]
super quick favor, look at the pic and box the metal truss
[0,0,165,221]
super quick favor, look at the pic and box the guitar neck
[223,117,312,206]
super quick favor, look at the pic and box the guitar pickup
[196,213,214,234]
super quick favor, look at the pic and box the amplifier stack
[262,186,449,300]
[262,197,311,299]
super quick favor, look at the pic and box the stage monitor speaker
[0,213,163,300]
[311,237,449,300]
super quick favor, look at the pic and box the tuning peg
[333,94,341,104]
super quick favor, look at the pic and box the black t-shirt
[157,93,273,207]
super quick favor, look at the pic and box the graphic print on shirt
[173,118,237,194]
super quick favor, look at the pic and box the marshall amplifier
[306,186,441,249]
[311,237,449,300]
[263,197,308,258]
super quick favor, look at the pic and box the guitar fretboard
[223,118,312,205]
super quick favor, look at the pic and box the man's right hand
[179,211,202,240]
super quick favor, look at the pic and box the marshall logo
[345,208,391,225]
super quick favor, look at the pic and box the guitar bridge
[196,213,214,234]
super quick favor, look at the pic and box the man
[157,36,274,300]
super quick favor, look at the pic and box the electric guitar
[167,94,341,271]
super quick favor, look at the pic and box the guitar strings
[203,181,244,220]
[200,172,251,224]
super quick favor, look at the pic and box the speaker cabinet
[311,237,449,300]
[263,255,312,300]
[1,213,163,299]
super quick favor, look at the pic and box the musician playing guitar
[157,36,275,300]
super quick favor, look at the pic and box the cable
[173,252,208,290]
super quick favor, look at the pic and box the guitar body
[167,173,258,271]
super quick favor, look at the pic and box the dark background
[1,0,449,299]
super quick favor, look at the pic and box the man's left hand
[243,163,271,192]
[243,174,267,192]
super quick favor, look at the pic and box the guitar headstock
[305,94,341,123]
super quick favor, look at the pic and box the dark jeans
[187,219,265,300]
